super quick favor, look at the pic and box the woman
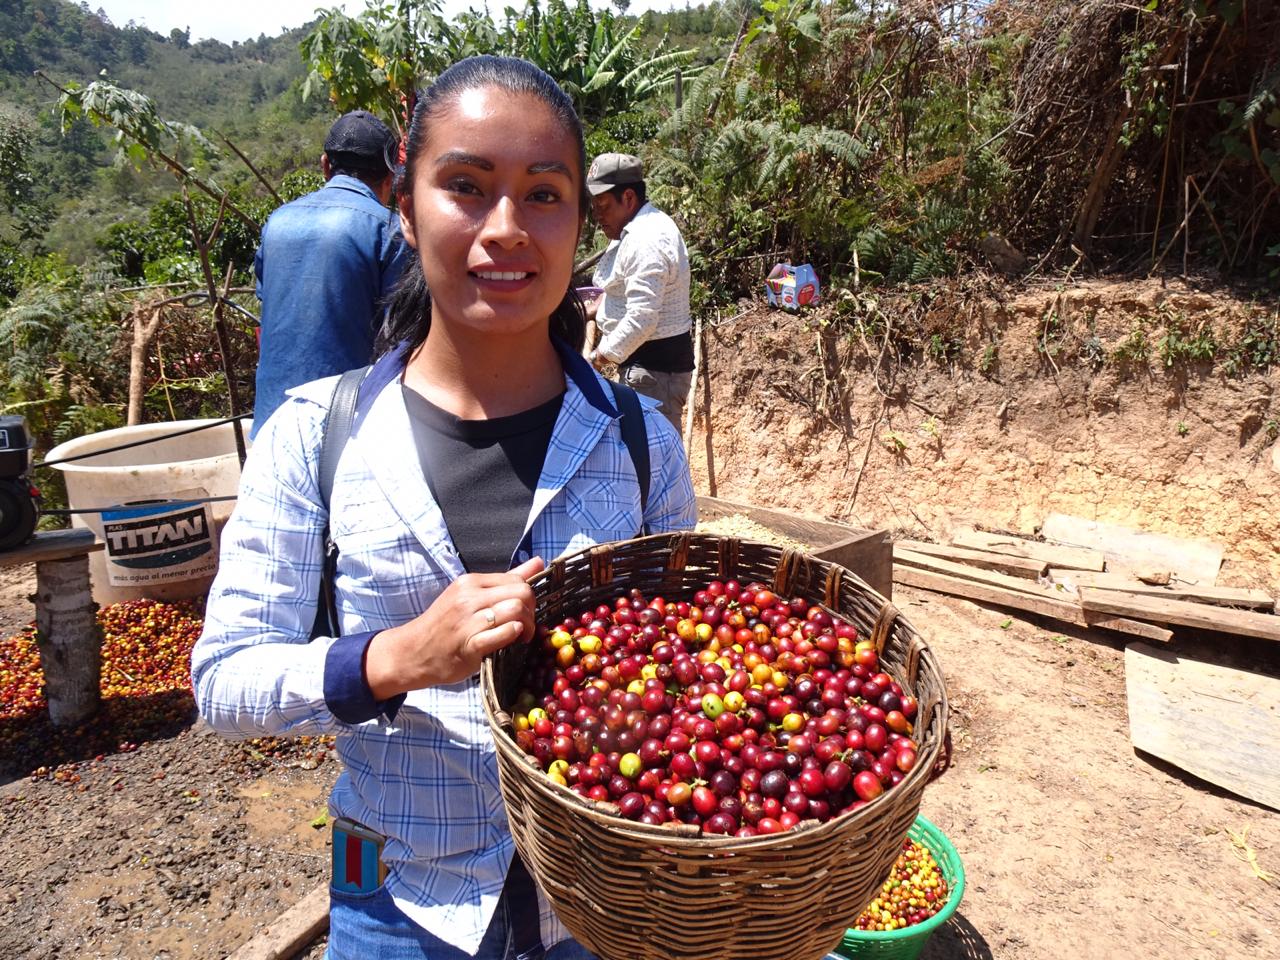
[193,56,696,959]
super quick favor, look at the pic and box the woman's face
[399,86,583,340]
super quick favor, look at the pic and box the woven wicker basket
[481,533,949,960]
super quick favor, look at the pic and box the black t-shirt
[401,384,564,574]
[402,383,556,948]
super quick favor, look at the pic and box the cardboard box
[765,262,821,310]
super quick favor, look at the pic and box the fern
[1243,66,1280,124]
[807,127,870,171]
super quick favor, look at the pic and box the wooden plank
[226,882,329,960]
[1041,513,1224,584]
[697,495,893,599]
[698,495,861,547]
[1125,643,1280,812]
[0,528,102,570]
[1049,569,1275,610]
[818,531,893,601]
[895,549,1054,596]
[895,540,1047,579]
[1080,588,1280,642]
[951,529,1105,572]
[894,566,1173,642]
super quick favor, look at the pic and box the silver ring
[480,607,496,628]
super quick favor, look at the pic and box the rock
[978,232,1027,275]
[1272,441,1280,474]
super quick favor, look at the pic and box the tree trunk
[1069,103,1133,255]
[127,305,164,426]
[33,556,101,728]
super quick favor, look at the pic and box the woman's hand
[364,556,545,699]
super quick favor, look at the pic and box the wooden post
[683,312,703,458]
[33,554,100,727]
[674,69,683,109]
[700,322,716,497]
[127,302,165,426]
[3,529,105,728]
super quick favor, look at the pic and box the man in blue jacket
[252,111,409,437]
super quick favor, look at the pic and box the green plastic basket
[831,816,966,960]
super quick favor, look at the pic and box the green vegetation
[1155,314,1217,368]
[302,0,704,131]
[1110,324,1151,371]
[1,0,1278,468]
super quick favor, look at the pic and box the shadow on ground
[921,912,993,960]
[0,690,196,782]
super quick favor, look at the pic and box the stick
[683,312,703,459]
[706,11,753,123]
[574,248,606,275]
[34,71,259,233]
[700,319,716,498]
[184,191,247,466]
[1149,157,1225,273]
[1183,175,1190,276]
[219,131,282,205]
[222,263,249,466]
[844,395,887,520]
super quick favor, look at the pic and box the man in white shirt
[585,153,694,433]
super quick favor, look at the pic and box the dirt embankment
[693,277,1280,587]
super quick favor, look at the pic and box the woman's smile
[470,263,538,291]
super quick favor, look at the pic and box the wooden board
[894,550,1057,598]
[697,495,893,600]
[1049,569,1275,610]
[950,529,1105,572]
[0,528,102,570]
[226,882,328,960]
[1041,513,1224,584]
[1125,642,1280,812]
[1080,588,1280,643]
[895,540,1048,579]
[894,566,1173,642]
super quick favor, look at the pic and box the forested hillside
[0,0,732,271]
[0,0,328,266]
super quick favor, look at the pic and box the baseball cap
[324,110,397,173]
[587,153,644,196]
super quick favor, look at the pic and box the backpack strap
[608,379,650,521]
[312,365,369,639]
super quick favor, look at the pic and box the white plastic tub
[45,419,251,604]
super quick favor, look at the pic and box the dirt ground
[0,565,342,960]
[693,277,1280,587]
[2,277,1278,958]
[2,565,1276,959]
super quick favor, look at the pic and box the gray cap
[587,153,644,195]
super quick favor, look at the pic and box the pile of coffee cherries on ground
[511,580,921,836]
[0,599,333,778]
[852,836,951,931]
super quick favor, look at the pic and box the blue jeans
[325,883,597,960]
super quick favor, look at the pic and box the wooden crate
[697,495,892,599]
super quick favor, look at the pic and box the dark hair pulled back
[376,56,589,357]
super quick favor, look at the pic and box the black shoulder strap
[608,379,650,518]
[312,365,369,639]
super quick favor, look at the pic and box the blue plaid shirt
[192,340,696,954]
